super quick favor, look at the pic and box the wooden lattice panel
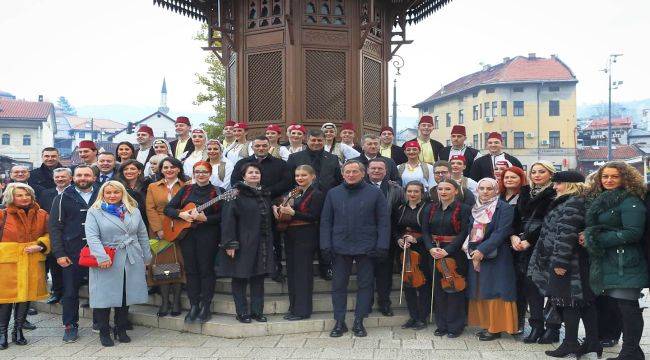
[305,50,346,121]
[228,54,237,121]
[247,51,283,123]
[362,56,382,125]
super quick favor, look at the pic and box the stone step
[33,301,410,338]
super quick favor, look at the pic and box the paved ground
[2,311,650,359]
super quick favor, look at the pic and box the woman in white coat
[85,180,151,347]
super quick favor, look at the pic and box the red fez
[224,120,236,127]
[138,125,154,137]
[175,116,191,126]
[419,115,434,125]
[341,122,355,132]
[233,122,248,130]
[266,124,282,134]
[450,155,466,163]
[380,126,394,134]
[78,140,97,150]
[451,125,466,136]
[403,140,420,150]
[488,132,503,142]
[288,124,306,133]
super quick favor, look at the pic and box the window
[549,131,561,149]
[445,113,451,127]
[479,103,482,118]
[473,134,479,148]
[484,102,490,117]
[514,132,525,149]
[513,86,524,93]
[501,101,507,116]
[79,131,85,139]
[458,109,464,124]
[433,116,439,129]
[23,135,31,146]
[549,100,560,116]
[483,132,490,149]
[473,105,479,120]
[1,134,9,145]
[501,132,508,148]
[472,91,478,98]
[549,86,560,92]
[491,101,497,116]
[513,101,524,116]
[486,87,495,94]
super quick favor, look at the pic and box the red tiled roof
[414,55,577,107]
[0,99,53,119]
[577,145,641,161]
[67,116,125,131]
[584,117,632,130]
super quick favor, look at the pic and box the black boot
[113,326,131,343]
[523,327,544,343]
[157,285,170,317]
[614,300,645,360]
[170,283,182,316]
[11,302,28,346]
[0,304,11,350]
[538,328,560,344]
[544,341,580,358]
[184,303,200,324]
[198,302,212,323]
[99,327,114,347]
[329,320,348,337]
[352,318,367,337]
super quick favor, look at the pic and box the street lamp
[391,54,404,144]
[601,53,623,161]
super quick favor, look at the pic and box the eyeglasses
[434,171,449,176]
[194,170,210,175]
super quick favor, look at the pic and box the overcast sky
[1,0,648,125]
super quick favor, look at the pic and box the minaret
[158,77,169,114]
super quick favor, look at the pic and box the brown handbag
[151,243,182,281]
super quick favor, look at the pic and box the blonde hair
[1,183,36,206]
[557,182,586,197]
[90,180,139,213]
[528,161,556,184]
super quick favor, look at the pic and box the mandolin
[274,187,302,232]
[162,189,238,242]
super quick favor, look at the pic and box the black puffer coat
[217,182,274,278]
[513,186,556,273]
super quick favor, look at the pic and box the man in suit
[96,152,117,185]
[353,134,401,185]
[379,126,407,166]
[470,132,523,181]
[135,125,156,165]
[439,125,480,177]
[405,115,445,166]
[29,147,63,190]
[320,160,389,337]
[170,116,195,160]
[287,129,342,280]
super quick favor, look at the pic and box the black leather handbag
[151,244,181,281]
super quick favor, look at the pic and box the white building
[0,99,56,167]
[67,116,125,148]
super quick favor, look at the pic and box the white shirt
[183,150,208,179]
[324,142,360,164]
[279,144,305,161]
[136,146,151,164]
[224,141,253,166]
[400,162,436,190]
[210,161,233,190]
[75,187,93,205]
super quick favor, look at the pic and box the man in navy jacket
[320,160,389,338]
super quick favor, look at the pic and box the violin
[400,242,426,288]
[435,257,466,293]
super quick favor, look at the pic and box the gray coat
[85,207,152,308]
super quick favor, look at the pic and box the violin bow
[399,240,406,305]
[430,241,438,323]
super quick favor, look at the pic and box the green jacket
[585,189,648,293]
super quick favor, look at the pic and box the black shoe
[184,304,200,324]
[320,268,333,281]
[576,340,603,358]
[329,321,348,337]
[285,314,308,321]
[434,328,447,336]
[0,329,6,350]
[11,328,27,346]
[251,314,267,323]
[544,341,580,358]
[478,331,501,341]
[379,305,394,317]
[21,320,36,331]
[99,329,114,347]
[113,327,131,343]
[447,332,461,338]
[412,321,427,331]
[352,319,367,337]
[401,319,417,329]
[46,293,62,305]
[62,325,78,343]
[198,303,212,323]
[523,327,544,344]
[600,339,619,348]
[236,315,252,323]
[538,328,560,344]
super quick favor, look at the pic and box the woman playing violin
[426,179,471,338]
[395,181,431,331]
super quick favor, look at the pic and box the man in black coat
[29,147,63,190]
[320,160,390,338]
[169,116,195,159]
[379,126,407,165]
[366,158,403,317]
[352,133,401,185]
[470,132,523,181]
[49,165,99,343]
[438,125,480,177]
[231,135,292,282]
[404,115,445,165]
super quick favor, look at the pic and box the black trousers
[231,275,265,316]
[179,230,217,305]
[433,276,466,333]
[332,254,374,322]
[60,260,86,326]
[272,228,283,276]
[404,284,432,323]
[285,225,318,317]
[560,302,598,344]
[93,273,128,332]
[596,294,623,341]
[45,254,63,295]
[373,243,397,308]
[616,298,645,359]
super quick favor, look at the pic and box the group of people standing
[0,114,648,360]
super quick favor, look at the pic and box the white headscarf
[466,178,500,247]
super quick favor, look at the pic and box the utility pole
[602,54,623,161]
[391,55,404,144]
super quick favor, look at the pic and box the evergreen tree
[193,25,227,139]
[57,96,77,115]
